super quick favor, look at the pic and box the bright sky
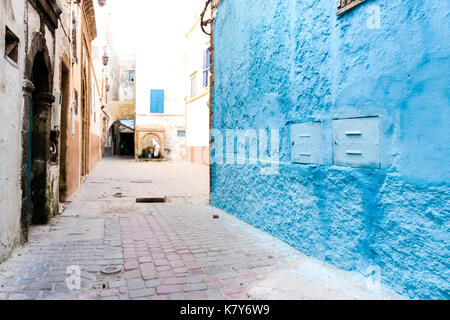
[96,0,205,55]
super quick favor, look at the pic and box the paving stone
[101,289,119,297]
[127,279,145,290]
[156,266,171,272]
[55,283,78,295]
[163,277,187,285]
[205,289,225,300]
[169,261,185,268]
[8,293,37,300]
[40,292,66,300]
[184,283,208,292]
[138,256,152,264]
[124,270,140,280]
[187,276,204,284]
[156,285,183,295]
[128,288,156,299]
[218,272,239,280]
[145,279,161,288]
[124,261,138,271]
[120,287,128,294]
[158,271,174,278]
[169,293,186,300]
[222,285,246,295]
[109,280,125,289]
[23,281,53,291]
[186,291,206,300]
[203,267,226,275]
[101,296,119,300]
[206,281,224,289]
[154,259,169,267]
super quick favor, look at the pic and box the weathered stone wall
[211,0,449,299]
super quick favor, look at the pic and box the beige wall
[185,11,211,165]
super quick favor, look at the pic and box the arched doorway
[21,33,55,231]
[109,120,135,157]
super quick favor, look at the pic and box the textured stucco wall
[211,0,449,299]
[0,0,26,262]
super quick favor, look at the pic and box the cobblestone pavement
[0,158,401,300]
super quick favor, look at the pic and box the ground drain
[136,197,166,203]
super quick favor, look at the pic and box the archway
[20,33,55,232]
[140,133,162,159]
[109,120,135,157]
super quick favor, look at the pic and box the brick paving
[0,158,291,300]
[115,204,297,300]
[0,158,400,300]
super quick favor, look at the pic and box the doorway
[119,132,135,156]
[28,52,52,225]
[58,63,70,202]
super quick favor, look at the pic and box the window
[203,47,211,87]
[337,0,362,15]
[150,89,164,113]
[5,27,19,63]
[70,107,75,136]
[190,75,197,98]
[128,70,135,83]
[74,90,79,115]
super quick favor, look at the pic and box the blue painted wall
[211,0,449,299]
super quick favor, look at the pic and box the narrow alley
[0,0,448,305]
[0,158,401,300]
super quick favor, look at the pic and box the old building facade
[0,0,103,262]
[59,0,103,201]
[210,0,449,299]
[185,6,211,166]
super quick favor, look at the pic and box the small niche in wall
[5,26,19,64]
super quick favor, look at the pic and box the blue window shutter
[150,89,164,113]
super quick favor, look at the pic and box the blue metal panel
[332,117,380,169]
[291,122,323,165]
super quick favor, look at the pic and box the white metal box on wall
[291,121,323,165]
[332,116,381,169]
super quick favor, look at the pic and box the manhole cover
[100,266,122,275]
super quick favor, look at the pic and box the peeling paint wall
[211,0,450,299]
